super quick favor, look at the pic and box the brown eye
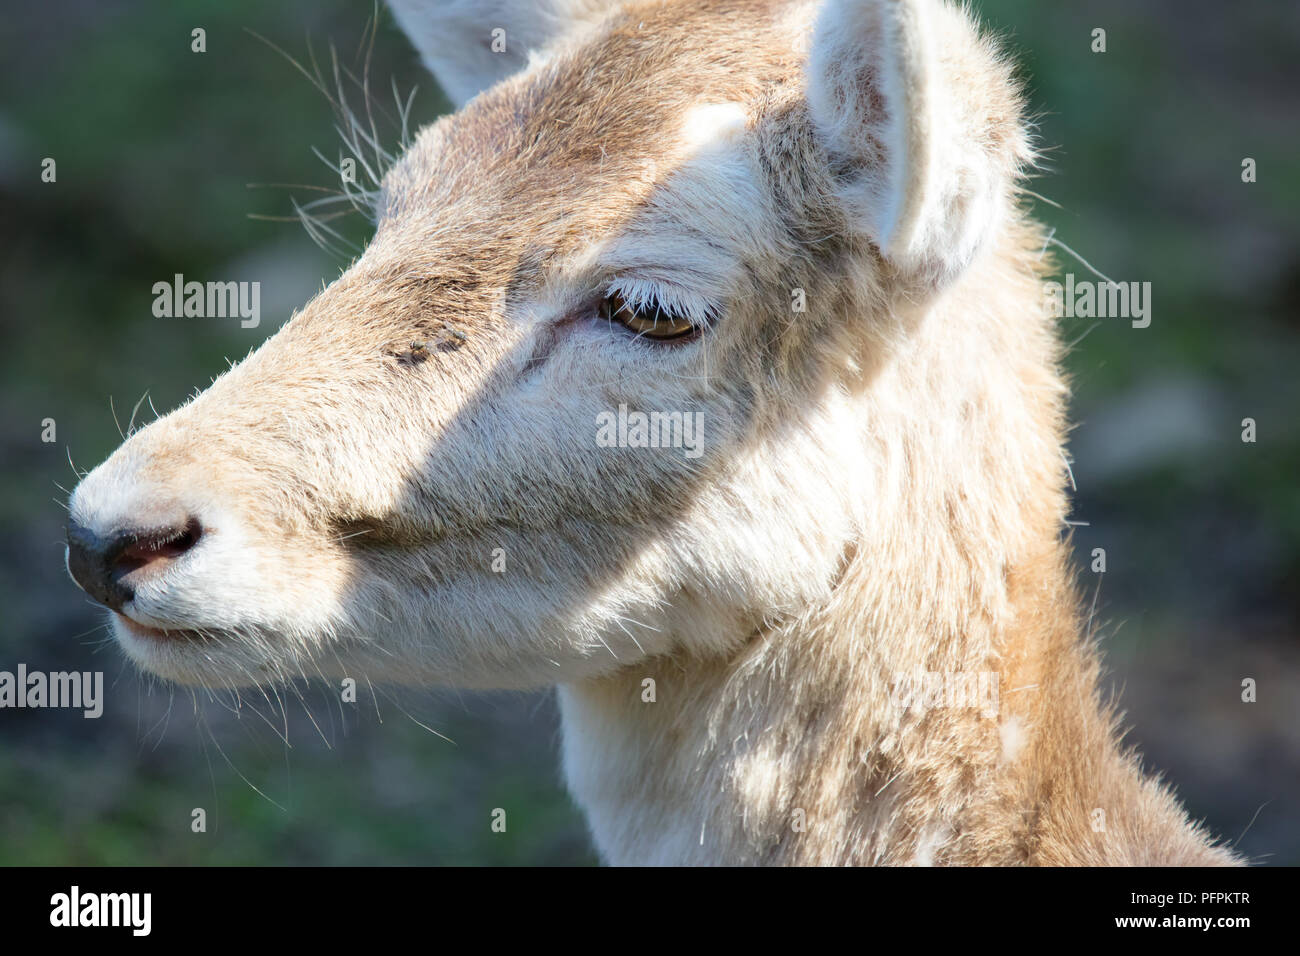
[599,291,697,341]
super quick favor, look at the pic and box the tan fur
[67,0,1239,865]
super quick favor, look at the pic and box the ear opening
[806,0,1028,285]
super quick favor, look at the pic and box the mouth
[109,610,283,689]
[113,612,204,642]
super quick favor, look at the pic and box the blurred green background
[1,0,1296,865]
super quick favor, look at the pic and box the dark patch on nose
[66,517,202,612]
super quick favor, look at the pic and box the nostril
[66,516,202,612]
[112,518,202,576]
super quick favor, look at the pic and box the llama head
[66,0,1031,690]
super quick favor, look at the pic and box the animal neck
[558,533,1233,865]
[559,233,1234,865]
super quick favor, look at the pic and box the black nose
[66,518,202,612]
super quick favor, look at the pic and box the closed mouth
[114,613,204,642]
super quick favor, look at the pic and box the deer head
[66,0,1032,697]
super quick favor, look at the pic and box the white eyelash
[604,278,719,327]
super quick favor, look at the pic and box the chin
[109,611,281,688]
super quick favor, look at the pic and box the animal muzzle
[66,516,203,612]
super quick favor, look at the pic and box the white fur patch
[681,102,749,150]
[913,824,951,866]
[999,714,1027,763]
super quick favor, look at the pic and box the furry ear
[806,0,1027,285]
[386,0,618,107]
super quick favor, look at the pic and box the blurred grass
[1,0,1296,865]
[0,695,597,865]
